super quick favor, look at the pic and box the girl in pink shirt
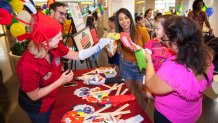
[145,15,174,72]
[144,16,214,123]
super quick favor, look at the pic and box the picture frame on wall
[72,27,94,51]
[68,2,85,32]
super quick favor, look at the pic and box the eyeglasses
[56,10,67,17]
[160,38,170,43]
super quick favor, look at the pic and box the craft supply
[135,49,147,72]
[85,105,111,120]
[93,110,130,119]
[120,88,129,95]
[74,87,90,98]
[114,104,129,113]
[115,85,122,95]
[107,33,120,40]
[124,114,144,123]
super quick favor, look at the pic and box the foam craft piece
[108,94,135,107]
[107,33,120,40]
[135,49,147,71]
[120,32,139,50]
[72,104,95,116]
[61,111,84,123]
[83,75,106,85]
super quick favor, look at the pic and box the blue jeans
[27,109,51,123]
[120,59,145,82]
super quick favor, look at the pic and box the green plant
[10,41,29,56]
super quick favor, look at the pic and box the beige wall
[210,0,218,36]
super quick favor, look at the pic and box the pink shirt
[145,38,173,71]
[155,56,214,123]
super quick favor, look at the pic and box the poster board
[72,27,94,51]
[68,2,85,32]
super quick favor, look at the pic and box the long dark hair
[163,16,213,75]
[192,0,205,11]
[144,8,152,18]
[86,16,95,29]
[115,8,137,42]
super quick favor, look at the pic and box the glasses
[160,38,170,44]
[56,10,67,17]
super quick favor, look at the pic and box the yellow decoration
[10,23,26,37]
[108,33,120,40]
[10,0,24,13]
[77,112,85,117]
[64,19,72,35]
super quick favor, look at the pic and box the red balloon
[0,8,12,25]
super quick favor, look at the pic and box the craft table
[49,69,152,123]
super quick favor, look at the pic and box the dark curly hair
[192,0,205,11]
[163,16,213,75]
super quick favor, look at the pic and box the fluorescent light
[136,1,145,4]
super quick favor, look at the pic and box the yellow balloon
[10,0,24,13]
[10,23,26,37]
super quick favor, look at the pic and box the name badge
[43,72,52,80]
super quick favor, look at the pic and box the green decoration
[45,9,49,15]
[134,49,147,72]
[8,18,18,28]
[99,6,103,11]
[6,0,12,2]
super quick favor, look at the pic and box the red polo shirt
[17,42,69,113]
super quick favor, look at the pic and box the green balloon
[46,9,49,15]
[99,6,103,11]
[6,0,12,2]
[8,18,19,28]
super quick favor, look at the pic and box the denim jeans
[27,109,51,123]
[120,58,145,82]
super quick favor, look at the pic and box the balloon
[10,23,26,37]
[24,2,37,14]
[17,10,32,25]
[8,18,18,28]
[45,9,49,15]
[98,3,101,7]
[0,8,12,25]
[6,0,12,2]
[97,9,101,13]
[202,5,208,12]
[204,0,214,7]
[99,6,103,11]
[0,1,13,13]
[10,0,24,13]
[42,4,47,9]
[101,10,104,15]
[206,7,214,17]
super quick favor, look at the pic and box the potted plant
[9,40,28,73]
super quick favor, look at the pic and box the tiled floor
[1,27,218,123]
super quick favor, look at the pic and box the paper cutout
[135,49,147,71]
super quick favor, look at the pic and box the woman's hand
[143,48,152,63]
[58,70,74,85]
